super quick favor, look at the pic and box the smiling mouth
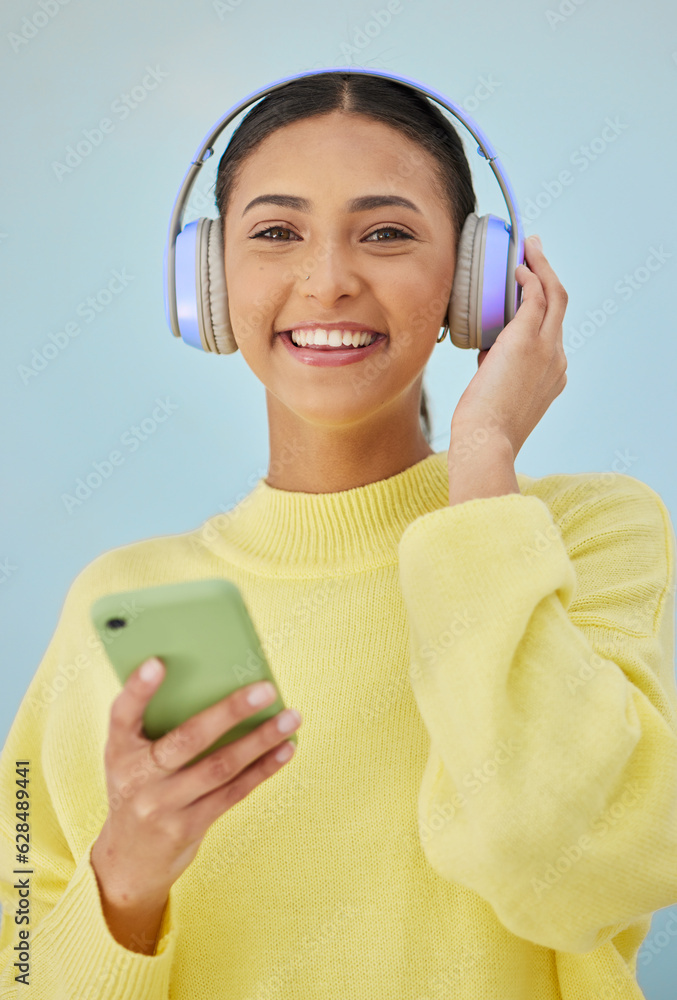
[280,330,387,350]
[276,330,388,364]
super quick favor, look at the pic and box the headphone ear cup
[197,218,238,354]
[447,212,483,350]
[448,212,515,351]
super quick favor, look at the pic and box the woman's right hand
[91,657,302,907]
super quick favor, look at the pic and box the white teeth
[290,328,378,348]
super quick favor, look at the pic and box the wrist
[448,424,514,471]
[447,431,519,506]
[91,833,169,911]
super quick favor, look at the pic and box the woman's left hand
[449,234,569,463]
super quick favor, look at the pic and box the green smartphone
[89,577,296,769]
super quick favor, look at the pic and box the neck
[200,448,451,573]
[263,392,435,494]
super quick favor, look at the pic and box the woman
[1,71,676,1000]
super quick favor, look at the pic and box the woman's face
[223,111,456,433]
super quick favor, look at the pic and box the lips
[277,330,387,366]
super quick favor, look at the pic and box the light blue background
[1,0,676,993]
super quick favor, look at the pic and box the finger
[147,678,279,777]
[513,262,547,336]
[108,657,166,753]
[523,236,569,336]
[167,704,300,811]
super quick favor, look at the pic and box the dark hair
[214,72,477,445]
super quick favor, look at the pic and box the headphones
[163,66,525,355]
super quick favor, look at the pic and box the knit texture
[1,449,676,999]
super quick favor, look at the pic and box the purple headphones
[163,66,525,354]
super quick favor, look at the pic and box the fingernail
[247,681,276,706]
[528,234,542,248]
[140,658,162,682]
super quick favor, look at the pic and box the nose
[298,240,362,305]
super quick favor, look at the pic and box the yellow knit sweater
[1,449,676,999]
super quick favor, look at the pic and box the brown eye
[364,227,413,242]
[250,226,299,241]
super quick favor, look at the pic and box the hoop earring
[437,323,449,343]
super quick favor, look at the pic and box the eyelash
[249,225,414,243]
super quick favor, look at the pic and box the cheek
[399,291,449,342]
[410,258,453,330]
[388,258,450,309]
[225,260,283,341]
[225,254,259,308]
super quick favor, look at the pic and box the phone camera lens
[105,617,127,630]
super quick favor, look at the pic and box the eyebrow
[241,193,422,217]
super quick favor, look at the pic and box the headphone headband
[163,66,525,348]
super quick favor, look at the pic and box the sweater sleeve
[397,472,677,955]
[0,562,178,998]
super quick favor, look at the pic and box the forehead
[229,112,445,209]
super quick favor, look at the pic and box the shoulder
[516,469,675,608]
[63,523,212,617]
[516,468,672,537]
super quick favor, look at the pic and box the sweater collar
[197,450,451,574]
